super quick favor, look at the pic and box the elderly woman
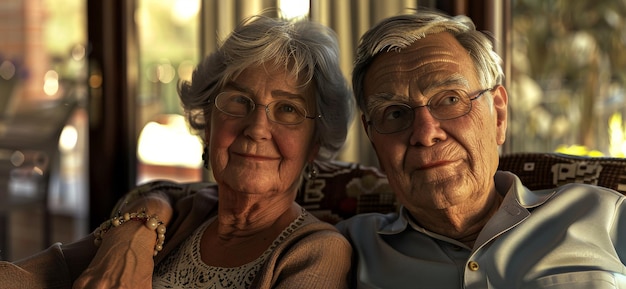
[1,15,354,289]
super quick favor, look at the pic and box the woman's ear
[204,110,212,141]
[203,119,211,168]
[202,144,209,169]
[307,142,321,162]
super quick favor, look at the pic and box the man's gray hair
[352,10,504,113]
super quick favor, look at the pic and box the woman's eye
[232,95,251,105]
[277,103,297,113]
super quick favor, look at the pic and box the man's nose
[409,107,446,147]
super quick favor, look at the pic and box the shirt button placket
[468,261,480,271]
[464,260,486,289]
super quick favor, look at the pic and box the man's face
[361,32,508,213]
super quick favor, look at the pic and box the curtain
[198,0,424,167]
[197,0,507,166]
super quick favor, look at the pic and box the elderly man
[336,10,626,289]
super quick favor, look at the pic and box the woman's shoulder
[299,210,346,235]
[284,210,350,246]
[253,210,351,289]
[266,209,351,269]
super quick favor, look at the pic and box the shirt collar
[377,206,410,235]
[379,206,469,247]
[376,170,551,236]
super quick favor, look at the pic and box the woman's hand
[72,222,156,289]
[73,194,173,289]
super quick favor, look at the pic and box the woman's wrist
[94,209,167,256]
[119,193,174,225]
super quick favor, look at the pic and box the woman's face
[206,64,319,196]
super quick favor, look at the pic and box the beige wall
[0,0,49,104]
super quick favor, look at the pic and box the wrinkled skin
[72,63,320,287]
[361,32,508,245]
[73,195,173,289]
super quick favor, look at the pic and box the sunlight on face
[207,63,318,197]
[363,33,503,212]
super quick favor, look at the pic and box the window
[510,0,626,157]
[135,0,202,184]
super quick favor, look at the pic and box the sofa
[297,153,626,224]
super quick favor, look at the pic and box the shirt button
[468,261,480,271]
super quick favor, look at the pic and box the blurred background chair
[0,99,77,261]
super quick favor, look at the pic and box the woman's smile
[232,151,281,161]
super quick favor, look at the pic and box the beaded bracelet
[93,209,167,257]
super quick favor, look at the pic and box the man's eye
[383,105,409,120]
[433,95,461,107]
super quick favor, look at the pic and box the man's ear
[492,85,508,145]
[361,114,371,139]
[361,113,385,173]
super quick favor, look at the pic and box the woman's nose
[242,106,272,140]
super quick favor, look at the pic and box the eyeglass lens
[369,90,480,134]
[215,92,309,125]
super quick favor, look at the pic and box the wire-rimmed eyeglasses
[212,91,321,125]
[366,87,495,134]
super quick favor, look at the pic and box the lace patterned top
[153,210,307,289]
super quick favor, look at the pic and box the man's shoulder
[527,182,626,212]
[335,212,400,236]
[550,182,625,201]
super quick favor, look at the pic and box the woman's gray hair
[352,10,504,112]
[179,15,354,161]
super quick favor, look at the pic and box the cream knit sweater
[0,181,352,289]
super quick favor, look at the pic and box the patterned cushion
[296,160,394,224]
[300,154,626,224]
[498,153,626,194]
